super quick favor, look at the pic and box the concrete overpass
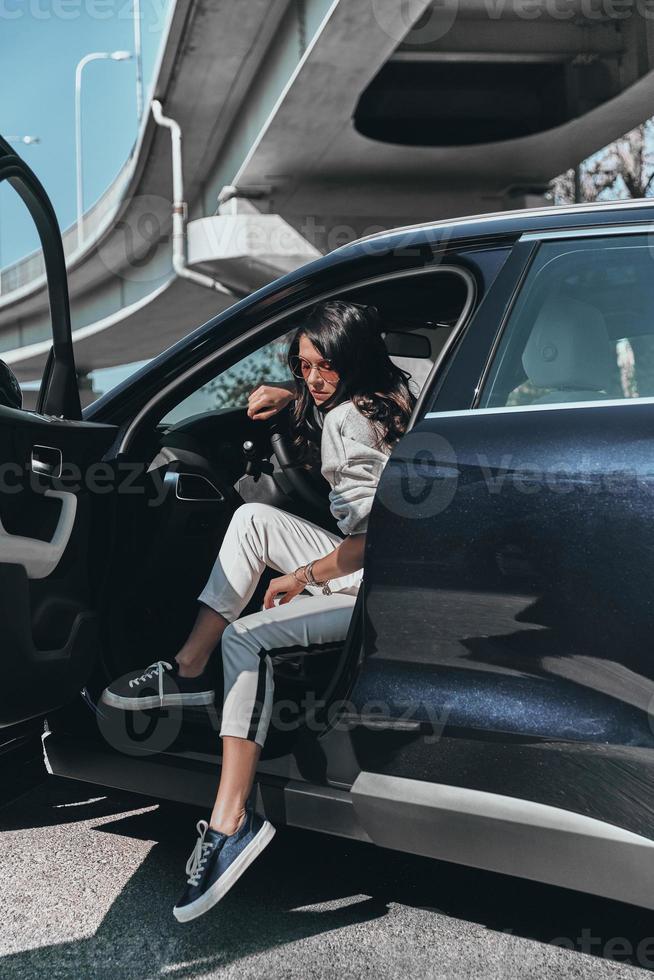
[4,0,654,398]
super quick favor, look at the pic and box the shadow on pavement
[1,781,653,976]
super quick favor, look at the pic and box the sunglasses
[289,354,339,383]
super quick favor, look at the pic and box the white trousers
[197,503,362,746]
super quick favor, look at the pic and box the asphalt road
[1,773,653,980]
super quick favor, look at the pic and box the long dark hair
[288,300,416,466]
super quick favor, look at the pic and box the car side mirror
[0,360,22,410]
[382,330,432,359]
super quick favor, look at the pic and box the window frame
[424,240,535,415]
[0,145,80,419]
[120,263,477,454]
[426,227,654,421]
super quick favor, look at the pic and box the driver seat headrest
[521,296,615,394]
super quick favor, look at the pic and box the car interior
[481,242,654,408]
[91,269,472,757]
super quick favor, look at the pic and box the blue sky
[0,0,171,267]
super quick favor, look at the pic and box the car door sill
[351,771,654,910]
[43,732,654,908]
[42,730,370,843]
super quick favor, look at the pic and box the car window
[479,235,654,409]
[0,183,53,411]
[161,328,296,426]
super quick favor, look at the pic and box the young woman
[101,299,415,922]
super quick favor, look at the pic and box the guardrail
[0,150,135,299]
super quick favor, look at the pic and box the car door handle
[0,489,77,579]
[31,445,63,479]
[164,471,224,502]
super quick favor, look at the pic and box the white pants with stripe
[197,503,362,746]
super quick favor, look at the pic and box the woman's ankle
[209,806,246,837]
[175,650,210,678]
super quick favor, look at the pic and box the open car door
[0,135,118,725]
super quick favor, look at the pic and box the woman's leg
[176,501,359,678]
[209,736,261,835]
[175,606,229,678]
[173,593,358,920]
[210,591,357,833]
[173,552,359,919]
[102,502,360,712]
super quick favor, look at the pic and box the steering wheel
[269,413,332,515]
[0,360,21,410]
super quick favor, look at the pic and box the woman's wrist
[294,560,327,586]
[295,547,354,591]
[282,382,297,404]
[305,559,331,590]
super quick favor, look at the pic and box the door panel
[354,402,654,836]
[353,232,654,837]
[0,134,115,726]
[0,405,117,726]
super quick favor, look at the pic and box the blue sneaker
[173,807,276,922]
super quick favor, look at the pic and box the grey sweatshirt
[317,400,392,536]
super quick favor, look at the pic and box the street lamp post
[133,0,143,123]
[75,50,132,245]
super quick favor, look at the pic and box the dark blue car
[3,135,654,911]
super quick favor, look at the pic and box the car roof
[331,196,654,258]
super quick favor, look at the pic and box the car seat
[521,295,616,405]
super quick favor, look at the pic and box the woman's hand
[263,572,305,609]
[247,384,295,421]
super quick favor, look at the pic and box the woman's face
[297,335,340,405]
